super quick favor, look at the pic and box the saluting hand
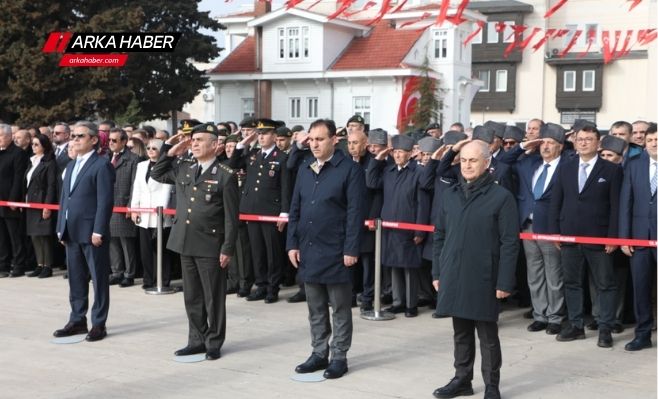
[344,255,358,267]
[288,249,300,268]
[431,144,448,161]
[523,138,544,154]
[451,138,472,153]
[375,148,391,161]
[296,131,310,148]
[165,132,186,146]
[167,136,191,157]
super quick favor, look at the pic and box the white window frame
[307,97,318,119]
[278,26,310,60]
[471,23,483,44]
[353,96,371,124]
[564,24,578,48]
[478,70,490,92]
[495,70,508,92]
[563,70,576,92]
[582,70,595,92]
[241,98,254,119]
[290,97,301,119]
[434,30,449,60]
[487,22,499,44]
[503,20,515,43]
[582,23,598,47]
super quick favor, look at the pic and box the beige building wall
[475,0,656,128]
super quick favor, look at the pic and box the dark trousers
[31,235,53,267]
[391,267,419,308]
[235,222,254,291]
[452,317,501,388]
[110,236,137,278]
[631,248,657,340]
[305,282,353,360]
[360,253,374,303]
[247,221,283,293]
[180,255,227,351]
[0,217,26,271]
[561,244,617,330]
[66,241,111,327]
[139,227,172,287]
[418,258,436,302]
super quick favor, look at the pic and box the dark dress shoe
[264,293,279,304]
[612,323,624,334]
[9,269,25,277]
[624,337,652,351]
[405,307,418,318]
[433,377,474,398]
[53,321,88,337]
[142,283,154,289]
[545,323,562,335]
[360,301,373,312]
[295,354,329,373]
[85,326,107,342]
[38,266,52,278]
[205,349,221,360]
[109,275,122,285]
[431,312,448,319]
[523,309,533,319]
[28,267,43,277]
[351,295,358,308]
[174,345,206,356]
[381,293,393,305]
[556,326,585,342]
[119,278,134,287]
[484,384,501,399]
[384,305,406,314]
[246,289,267,301]
[586,320,599,330]
[287,291,306,303]
[597,330,613,348]
[527,321,548,332]
[323,359,348,379]
[237,288,251,298]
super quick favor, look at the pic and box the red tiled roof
[209,37,257,74]
[331,21,424,70]
[221,10,255,18]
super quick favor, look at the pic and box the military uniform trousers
[452,317,501,388]
[181,255,227,351]
[306,282,353,361]
[247,221,284,294]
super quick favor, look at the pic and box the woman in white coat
[130,139,175,289]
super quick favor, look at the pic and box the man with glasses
[549,123,623,348]
[502,125,524,152]
[54,121,115,342]
[107,128,140,287]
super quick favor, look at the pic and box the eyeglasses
[71,133,88,140]
[53,131,67,136]
[575,137,596,143]
[503,141,517,146]
[109,138,120,143]
[146,147,159,151]
[31,143,41,147]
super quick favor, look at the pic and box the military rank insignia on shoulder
[217,163,235,175]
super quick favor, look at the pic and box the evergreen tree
[410,57,440,130]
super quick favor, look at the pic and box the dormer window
[278,26,310,60]
[433,30,449,60]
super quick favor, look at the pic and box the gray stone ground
[1,273,655,399]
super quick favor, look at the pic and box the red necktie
[111,153,119,167]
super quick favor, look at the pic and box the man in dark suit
[0,124,29,277]
[619,123,657,351]
[54,121,115,342]
[287,119,366,380]
[514,123,566,335]
[229,119,291,303]
[549,123,623,348]
[107,127,140,287]
[151,123,238,361]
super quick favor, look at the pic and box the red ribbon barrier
[2,201,655,247]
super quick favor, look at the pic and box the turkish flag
[397,76,421,132]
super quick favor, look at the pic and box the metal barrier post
[361,218,394,321]
[146,206,175,295]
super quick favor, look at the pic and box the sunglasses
[53,131,67,135]
[109,138,121,143]
[503,141,517,146]
[146,146,159,151]
[31,142,41,147]
[71,133,88,140]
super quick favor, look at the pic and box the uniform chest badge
[269,170,275,177]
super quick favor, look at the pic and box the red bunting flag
[436,0,451,26]
[463,21,484,46]
[367,0,392,26]
[446,0,471,25]
[628,0,643,11]
[558,29,581,57]
[502,24,528,57]
[399,12,432,29]
[532,28,556,51]
[544,0,568,18]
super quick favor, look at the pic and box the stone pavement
[1,274,655,399]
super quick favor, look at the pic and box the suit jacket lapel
[70,153,98,193]
[581,158,604,193]
[524,157,542,195]
[27,162,45,189]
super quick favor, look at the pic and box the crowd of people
[0,115,655,397]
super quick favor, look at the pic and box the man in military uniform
[150,123,239,361]
[229,118,291,303]
[275,126,293,153]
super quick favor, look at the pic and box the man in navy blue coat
[619,123,657,351]
[549,123,623,348]
[54,121,115,342]
[287,119,366,380]
[514,123,567,335]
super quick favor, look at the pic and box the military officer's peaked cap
[180,119,202,134]
[347,114,365,125]
[225,134,240,144]
[425,122,442,133]
[255,118,283,131]
[191,123,220,137]
[391,134,414,151]
[276,126,292,138]
[239,117,258,128]
[291,125,305,133]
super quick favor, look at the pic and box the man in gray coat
[432,141,519,399]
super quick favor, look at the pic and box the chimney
[254,0,272,118]
[254,0,271,17]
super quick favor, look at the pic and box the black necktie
[195,165,202,180]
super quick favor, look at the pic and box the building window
[434,30,449,60]
[290,97,301,119]
[582,70,595,91]
[503,21,515,43]
[487,22,499,44]
[564,24,578,48]
[241,98,254,119]
[478,70,490,92]
[583,24,598,47]
[495,70,508,92]
[563,70,576,92]
[307,97,318,119]
[471,23,483,44]
[278,26,310,60]
[353,96,371,124]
